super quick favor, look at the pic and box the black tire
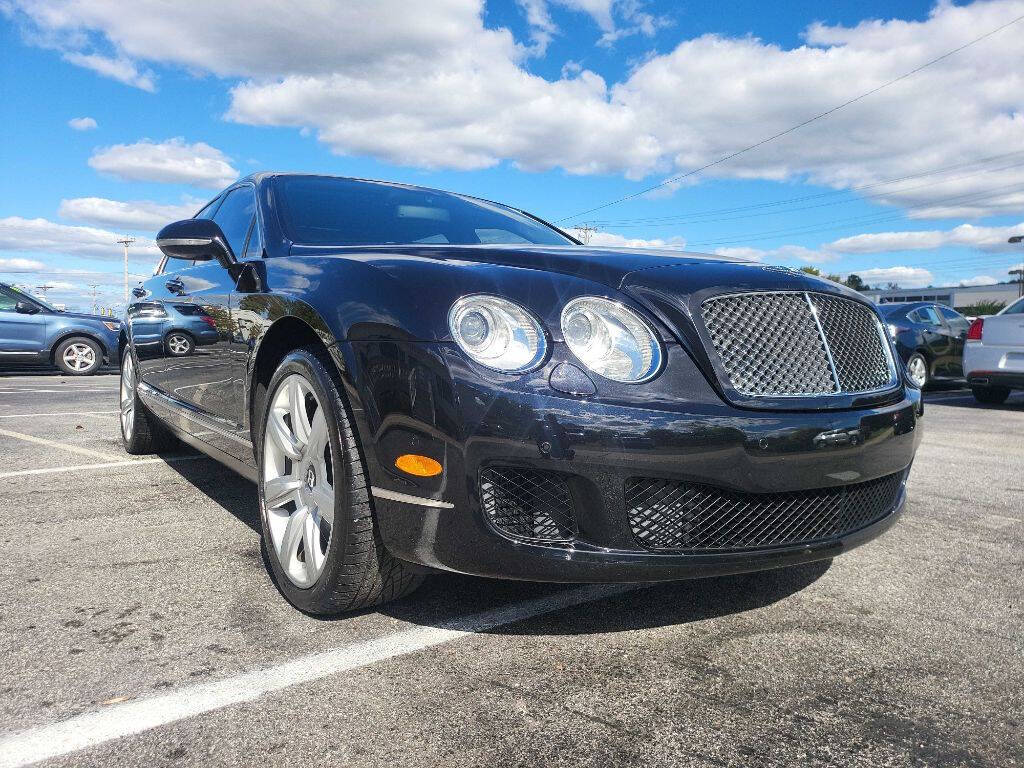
[971,385,1011,405]
[120,347,175,454]
[906,352,930,390]
[54,336,103,376]
[257,347,423,615]
[165,331,195,357]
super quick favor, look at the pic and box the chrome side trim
[137,382,252,447]
[156,238,213,247]
[371,486,454,509]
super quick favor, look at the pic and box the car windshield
[274,176,573,247]
[8,285,59,312]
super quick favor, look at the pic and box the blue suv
[126,299,220,356]
[0,282,121,375]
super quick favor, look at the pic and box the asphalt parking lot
[0,371,1021,768]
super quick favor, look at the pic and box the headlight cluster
[447,294,662,383]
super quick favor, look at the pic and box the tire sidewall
[56,337,102,375]
[257,349,355,610]
[119,346,138,446]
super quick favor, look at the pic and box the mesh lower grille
[625,472,904,552]
[701,292,894,397]
[480,467,578,543]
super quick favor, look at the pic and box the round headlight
[560,297,662,383]
[448,295,547,373]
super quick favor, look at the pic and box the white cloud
[0,216,160,261]
[585,230,684,248]
[0,257,47,271]
[6,1,1024,216]
[88,138,238,188]
[959,275,999,286]
[856,266,934,288]
[828,221,1024,254]
[67,116,97,130]
[59,197,201,231]
[712,244,840,264]
[62,52,155,91]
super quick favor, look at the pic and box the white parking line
[0,583,638,768]
[0,388,115,394]
[0,427,122,461]
[0,410,118,419]
[0,455,206,479]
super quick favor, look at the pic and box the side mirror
[131,285,147,298]
[15,301,40,315]
[156,219,235,265]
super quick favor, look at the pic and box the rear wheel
[55,336,102,376]
[906,353,929,389]
[165,332,194,357]
[258,347,423,615]
[120,347,174,454]
[971,385,1011,405]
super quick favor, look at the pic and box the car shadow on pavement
[160,452,262,534]
[157,453,831,635]
[380,559,831,636]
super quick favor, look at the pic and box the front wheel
[55,336,102,375]
[971,385,1011,405]
[258,347,423,615]
[906,353,929,389]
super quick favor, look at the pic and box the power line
[557,13,1024,222]
[584,156,1024,228]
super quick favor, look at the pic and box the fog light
[395,454,443,477]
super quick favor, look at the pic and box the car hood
[289,243,735,289]
[57,311,120,325]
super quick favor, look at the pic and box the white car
[964,296,1024,404]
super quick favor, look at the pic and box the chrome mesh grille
[810,294,894,392]
[701,292,894,397]
[625,472,905,552]
[479,467,577,543]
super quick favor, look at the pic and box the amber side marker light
[395,454,443,477]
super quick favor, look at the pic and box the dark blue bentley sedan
[118,173,923,616]
[0,282,121,375]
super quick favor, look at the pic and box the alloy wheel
[120,352,135,439]
[63,342,96,372]
[262,373,335,588]
[168,334,191,355]
[907,356,927,388]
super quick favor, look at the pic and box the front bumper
[352,342,923,582]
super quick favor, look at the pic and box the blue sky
[1,0,1022,311]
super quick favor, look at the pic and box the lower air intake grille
[480,467,577,543]
[625,472,904,552]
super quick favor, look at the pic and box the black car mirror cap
[156,219,235,266]
[14,300,40,315]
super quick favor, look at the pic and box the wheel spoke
[311,483,335,525]
[264,475,303,508]
[307,409,327,455]
[280,506,308,561]
[289,378,311,447]
[269,411,302,460]
[302,513,320,581]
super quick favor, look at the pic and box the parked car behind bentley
[964,296,1024,403]
[119,173,923,616]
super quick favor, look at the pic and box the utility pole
[35,283,54,299]
[88,283,100,314]
[117,236,135,304]
[1010,236,1023,298]
[572,224,599,245]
